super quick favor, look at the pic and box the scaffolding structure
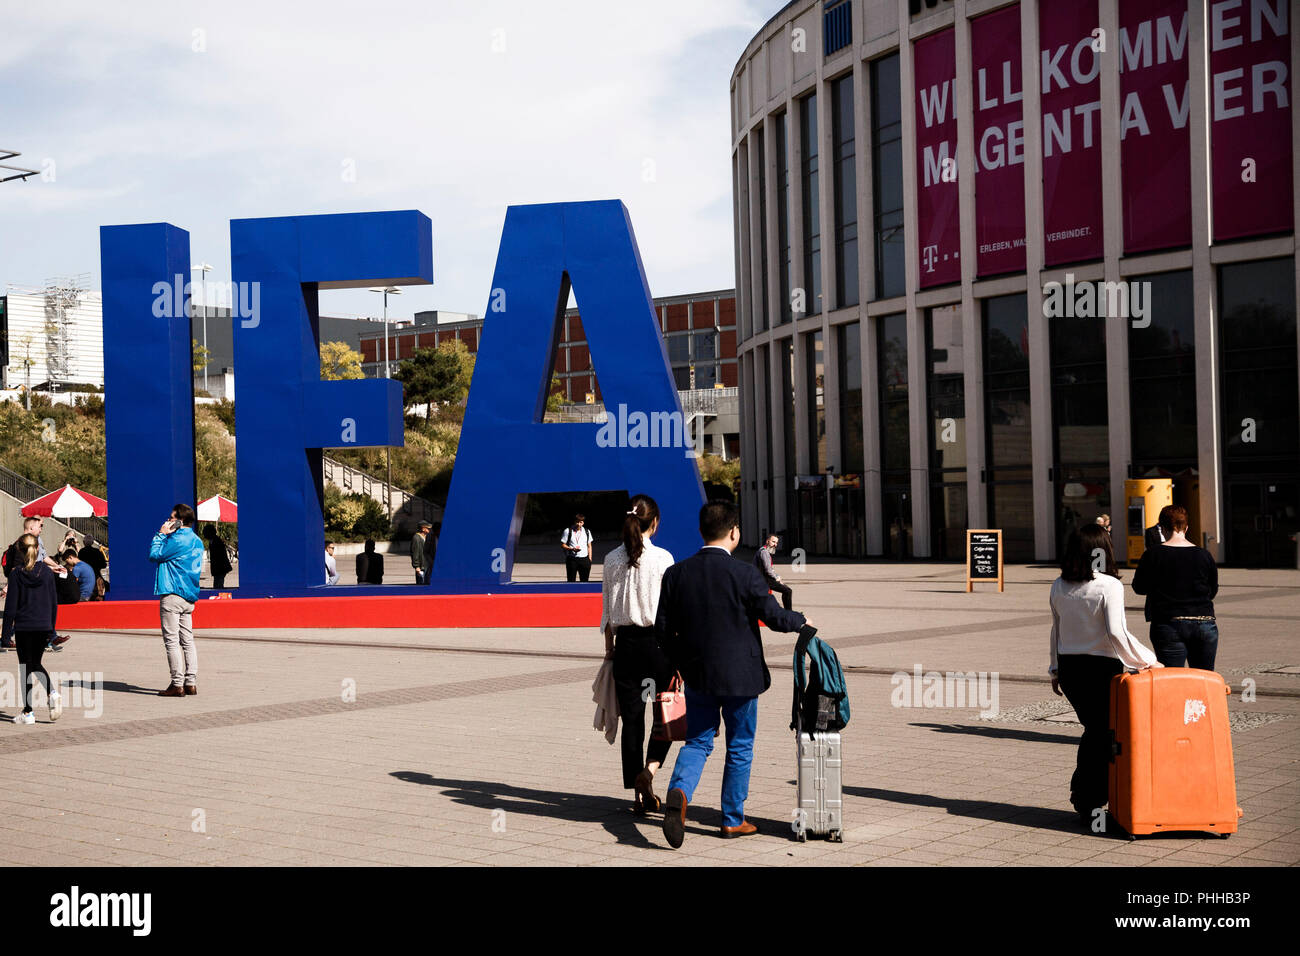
[42,274,90,385]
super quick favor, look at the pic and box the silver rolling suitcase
[795,730,843,842]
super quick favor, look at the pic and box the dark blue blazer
[655,547,806,698]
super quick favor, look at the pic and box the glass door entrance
[1227,480,1298,568]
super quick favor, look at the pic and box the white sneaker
[15,712,34,725]
[48,691,62,722]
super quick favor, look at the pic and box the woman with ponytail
[600,493,676,815]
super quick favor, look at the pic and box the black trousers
[15,630,52,713]
[770,581,793,611]
[1056,653,1124,814]
[611,625,673,789]
[565,555,591,582]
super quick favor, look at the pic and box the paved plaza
[0,557,1296,867]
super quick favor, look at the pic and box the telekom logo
[922,244,940,273]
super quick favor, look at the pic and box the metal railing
[0,462,110,542]
[322,455,441,526]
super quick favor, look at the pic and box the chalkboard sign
[966,529,1004,592]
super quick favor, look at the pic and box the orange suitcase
[1108,668,1243,837]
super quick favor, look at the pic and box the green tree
[396,340,475,412]
[192,339,211,377]
[320,341,364,380]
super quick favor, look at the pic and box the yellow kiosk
[1124,477,1173,565]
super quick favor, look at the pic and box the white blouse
[1049,573,1160,674]
[600,538,675,632]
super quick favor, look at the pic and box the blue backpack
[791,627,850,733]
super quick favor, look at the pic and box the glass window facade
[983,294,1033,561]
[776,113,793,324]
[1219,257,1299,568]
[878,313,912,557]
[1129,270,1197,472]
[926,305,967,559]
[806,331,825,473]
[800,94,822,316]
[838,322,863,473]
[756,127,769,333]
[831,73,858,309]
[1050,312,1109,553]
[870,53,904,300]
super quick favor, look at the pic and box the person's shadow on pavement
[844,785,1132,839]
[391,771,798,849]
[391,771,673,850]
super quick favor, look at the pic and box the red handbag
[651,674,688,741]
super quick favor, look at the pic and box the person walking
[356,538,384,584]
[203,524,233,589]
[150,503,205,697]
[753,534,793,611]
[324,542,339,585]
[1132,505,1220,670]
[423,522,438,584]
[1049,524,1161,825]
[601,494,676,815]
[1144,505,1175,552]
[1,534,61,723]
[656,501,808,848]
[411,522,432,584]
[561,514,594,582]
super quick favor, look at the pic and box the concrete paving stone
[3,561,1295,867]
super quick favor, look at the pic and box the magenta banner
[1209,0,1292,241]
[914,28,960,288]
[971,4,1026,277]
[1119,0,1191,254]
[1039,0,1103,265]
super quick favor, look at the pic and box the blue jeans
[666,688,758,828]
[1151,619,1219,670]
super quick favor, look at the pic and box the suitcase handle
[1109,730,1122,760]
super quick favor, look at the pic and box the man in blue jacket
[149,503,205,697]
[656,501,808,848]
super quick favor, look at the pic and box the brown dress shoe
[184,684,197,695]
[720,820,759,838]
[662,788,688,849]
[158,685,186,697]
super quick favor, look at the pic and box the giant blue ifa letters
[100,200,704,598]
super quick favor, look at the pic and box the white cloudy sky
[1,0,772,318]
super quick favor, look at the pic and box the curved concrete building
[731,0,1299,565]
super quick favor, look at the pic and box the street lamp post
[192,262,212,393]
[369,286,402,517]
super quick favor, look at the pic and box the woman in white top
[1049,523,1161,824]
[601,494,676,815]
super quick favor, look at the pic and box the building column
[1189,0,1224,560]
[1099,0,1131,541]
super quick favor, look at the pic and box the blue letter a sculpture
[435,201,705,587]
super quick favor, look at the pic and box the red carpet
[57,593,602,629]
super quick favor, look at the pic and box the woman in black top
[1132,505,1219,670]
[1,534,61,723]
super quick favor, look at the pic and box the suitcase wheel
[831,830,843,843]
[797,831,807,843]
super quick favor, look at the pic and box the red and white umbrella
[197,494,238,523]
[21,484,108,519]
